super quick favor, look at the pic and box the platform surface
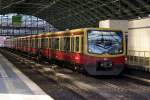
[0,53,53,100]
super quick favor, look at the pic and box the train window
[22,39,23,47]
[33,39,35,48]
[25,39,27,47]
[52,38,55,49]
[18,39,20,48]
[55,38,59,50]
[71,37,74,52]
[60,38,64,51]
[41,39,44,49]
[38,38,41,48]
[16,39,18,48]
[35,38,38,48]
[31,39,34,48]
[32,38,35,48]
[24,39,26,47]
[29,38,32,48]
[81,37,83,52]
[21,39,23,47]
[42,38,48,49]
[49,38,51,48]
[75,37,79,52]
[17,39,18,47]
[23,39,26,47]
[26,39,27,47]
[27,39,29,47]
[64,37,70,52]
[45,38,48,48]
[52,38,59,50]
[28,39,29,47]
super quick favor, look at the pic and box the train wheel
[73,64,80,72]
[36,54,42,63]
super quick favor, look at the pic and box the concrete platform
[0,53,53,100]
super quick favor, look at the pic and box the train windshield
[87,30,123,55]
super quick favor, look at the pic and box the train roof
[6,28,123,40]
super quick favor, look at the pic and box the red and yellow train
[4,28,126,75]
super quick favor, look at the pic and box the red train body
[4,28,126,75]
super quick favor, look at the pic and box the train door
[34,37,38,54]
[38,38,42,49]
[16,38,18,49]
[18,38,20,50]
[125,34,128,55]
[24,38,26,51]
[74,36,82,53]
[64,36,71,61]
[20,38,22,50]
[32,37,36,54]
[70,36,75,62]
[48,37,52,59]
[28,37,32,52]
[26,38,28,51]
[30,37,33,52]
[41,37,49,57]
[25,38,28,52]
[73,36,82,63]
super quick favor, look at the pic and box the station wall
[99,20,128,33]
[128,18,150,57]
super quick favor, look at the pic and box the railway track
[1,48,150,100]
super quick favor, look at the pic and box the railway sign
[12,15,22,27]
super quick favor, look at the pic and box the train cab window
[64,37,70,52]
[75,37,79,52]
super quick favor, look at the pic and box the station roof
[0,0,150,30]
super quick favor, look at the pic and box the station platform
[0,53,53,100]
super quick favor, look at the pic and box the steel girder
[0,0,150,31]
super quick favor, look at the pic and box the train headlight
[104,58,108,61]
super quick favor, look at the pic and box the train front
[83,28,126,75]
